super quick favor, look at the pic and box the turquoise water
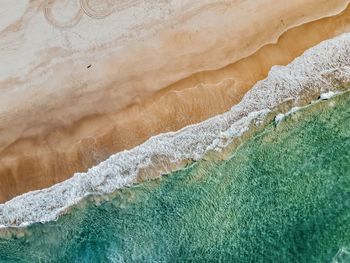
[0,91,349,262]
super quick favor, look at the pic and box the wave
[1,33,350,227]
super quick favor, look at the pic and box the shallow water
[0,91,349,262]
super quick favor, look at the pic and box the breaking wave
[1,32,350,227]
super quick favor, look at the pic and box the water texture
[0,92,349,262]
[3,33,350,226]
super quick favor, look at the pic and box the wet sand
[0,0,349,202]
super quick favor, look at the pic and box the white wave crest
[1,32,350,227]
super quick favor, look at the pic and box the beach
[0,0,350,202]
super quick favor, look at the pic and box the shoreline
[1,0,350,202]
[1,33,350,227]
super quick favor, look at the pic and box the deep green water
[0,92,350,263]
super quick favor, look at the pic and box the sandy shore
[0,0,349,202]
[2,31,350,226]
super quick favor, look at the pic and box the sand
[0,0,349,202]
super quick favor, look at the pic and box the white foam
[274,106,301,123]
[274,90,342,123]
[1,32,350,227]
[320,90,339,100]
[274,113,285,124]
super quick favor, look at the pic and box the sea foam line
[1,33,350,227]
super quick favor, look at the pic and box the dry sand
[0,0,349,202]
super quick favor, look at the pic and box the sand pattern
[0,0,349,202]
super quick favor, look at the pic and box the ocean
[0,90,349,262]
